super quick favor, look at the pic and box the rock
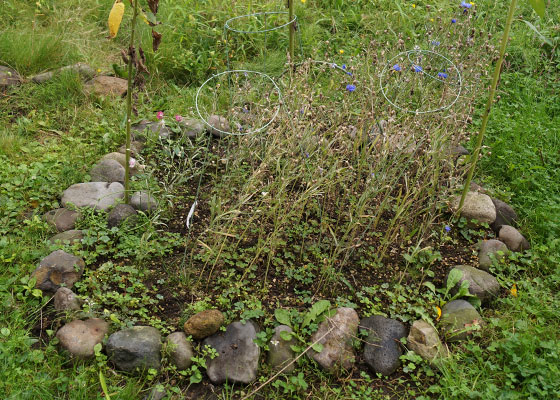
[89,159,125,183]
[106,326,162,372]
[267,325,296,373]
[143,387,167,400]
[360,315,408,376]
[130,191,157,213]
[56,318,108,358]
[180,119,205,138]
[469,182,486,193]
[107,204,137,228]
[43,208,79,232]
[184,309,224,340]
[202,320,260,384]
[84,76,127,97]
[448,265,500,304]
[166,332,193,370]
[48,230,84,245]
[309,307,359,371]
[0,66,22,90]
[407,320,448,361]
[450,145,469,158]
[101,152,145,175]
[499,225,530,252]
[118,141,144,157]
[53,287,81,311]
[131,120,171,141]
[477,239,509,271]
[490,198,518,232]
[451,191,496,226]
[31,63,95,84]
[207,115,231,138]
[439,300,483,342]
[62,182,124,211]
[31,250,85,292]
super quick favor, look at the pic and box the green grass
[0,0,559,398]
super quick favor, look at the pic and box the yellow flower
[430,18,434,22]
[301,0,306,3]
[470,2,475,5]
[339,49,344,54]
[510,283,518,297]
[412,4,416,8]
[96,68,101,73]
[436,306,442,321]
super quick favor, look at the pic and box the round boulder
[106,326,162,373]
[184,309,224,340]
[267,325,297,373]
[448,265,500,304]
[207,115,231,138]
[89,159,125,183]
[31,250,85,292]
[107,204,137,228]
[43,208,79,232]
[56,318,108,358]
[407,320,448,361]
[130,191,157,213]
[499,225,530,252]
[477,239,509,271]
[84,76,127,97]
[439,300,483,342]
[54,287,81,311]
[61,182,124,211]
[451,192,496,226]
[48,229,84,245]
[166,332,193,370]
[490,198,518,232]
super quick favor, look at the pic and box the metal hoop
[195,70,282,136]
[380,49,462,114]
[225,11,297,34]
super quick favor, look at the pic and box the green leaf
[99,370,111,400]
[274,309,292,326]
[521,19,552,45]
[302,300,331,327]
[527,0,545,18]
[311,342,324,353]
[446,269,464,292]
[279,330,293,341]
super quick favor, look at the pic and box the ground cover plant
[0,0,558,399]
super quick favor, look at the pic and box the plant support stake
[288,0,295,61]
[458,0,518,212]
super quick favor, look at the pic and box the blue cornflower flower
[342,64,346,69]
[305,152,310,158]
[452,18,457,23]
[431,40,441,46]
[413,65,423,72]
[393,64,402,71]
[438,72,448,79]
[347,72,353,76]
[461,1,472,8]
[445,225,451,232]
[346,84,356,92]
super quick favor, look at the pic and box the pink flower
[129,157,136,168]
[156,111,164,120]
[175,115,183,122]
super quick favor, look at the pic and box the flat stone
[439,300,483,342]
[56,318,108,358]
[130,191,157,213]
[407,320,448,361]
[32,250,85,292]
[48,230,84,245]
[499,225,530,252]
[131,120,171,141]
[106,326,162,372]
[31,63,95,84]
[203,320,260,384]
[0,66,22,89]
[143,387,167,400]
[477,239,509,271]
[84,76,127,97]
[118,141,144,157]
[448,265,500,304]
[451,191,496,226]
[184,309,224,340]
[267,325,296,373]
[449,144,469,157]
[166,332,193,370]
[180,119,205,138]
[207,115,231,138]
[107,204,137,228]
[54,287,81,311]
[43,208,79,232]
[490,198,518,232]
[89,159,125,183]
[309,307,359,371]
[62,182,124,211]
[361,315,408,376]
[101,152,144,175]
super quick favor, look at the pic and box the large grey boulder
[490,198,518,232]
[439,300,483,342]
[202,320,260,384]
[361,315,408,376]
[62,182,124,211]
[54,287,81,311]
[130,191,157,213]
[56,318,108,358]
[267,325,296,373]
[166,332,193,371]
[0,66,22,90]
[31,250,85,292]
[477,239,509,271]
[89,159,125,183]
[309,307,359,371]
[31,63,95,84]
[184,309,224,340]
[84,76,127,97]
[451,192,496,226]
[448,265,500,304]
[106,326,162,372]
[407,320,447,361]
[499,225,530,252]
[43,208,79,232]
[107,204,137,228]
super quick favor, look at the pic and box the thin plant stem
[288,0,295,61]
[458,0,518,211]
[124,0,139,204]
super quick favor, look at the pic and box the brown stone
[56,318,109,358]
[84,76,127,97]
[31,250,85,292]
[184,309,224,340]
